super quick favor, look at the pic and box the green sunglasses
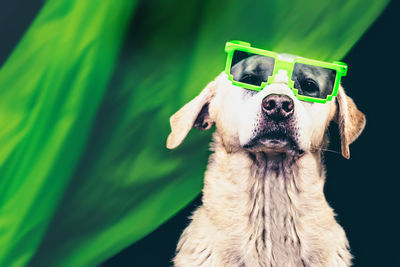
[224,41,348,103]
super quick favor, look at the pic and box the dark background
[1,1,399,266]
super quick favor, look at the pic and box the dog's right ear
[166,81,216,149]
[335,87,366,159]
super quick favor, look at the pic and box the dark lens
[292,63,336,99]
[299,78,319,97]
[230,50,275,87]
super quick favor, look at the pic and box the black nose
[262,94,294,120]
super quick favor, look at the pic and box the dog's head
[167,55,365,159]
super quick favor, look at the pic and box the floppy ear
[335,87,366,159]
[166,81,216,149]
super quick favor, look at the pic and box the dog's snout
[262,94,294,120]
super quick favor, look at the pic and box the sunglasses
[224,41,348,103]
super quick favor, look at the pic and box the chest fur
[209,155,305,266]
[174,150,351,267]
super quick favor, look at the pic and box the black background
[1,1,399,266]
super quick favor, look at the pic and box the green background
[0,0,395,266]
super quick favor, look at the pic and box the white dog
[166,53,365,266]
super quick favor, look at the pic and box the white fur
[168,68,366,266]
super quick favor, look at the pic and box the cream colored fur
[167,71,366,267]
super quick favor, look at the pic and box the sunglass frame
[224,41,348,103]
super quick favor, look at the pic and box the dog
[166,53,366,266]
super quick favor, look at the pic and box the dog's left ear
[335,87,366,159]
[166,81,216,149]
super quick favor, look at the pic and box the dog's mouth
[243,129,303,155]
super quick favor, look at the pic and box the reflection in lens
[230,51,275,86]
[292,63,336,99]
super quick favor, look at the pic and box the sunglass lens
[230,50,275,86]
[292,63,336,99]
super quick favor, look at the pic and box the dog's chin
[243,133,304,156]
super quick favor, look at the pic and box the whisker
[311,147,341,155]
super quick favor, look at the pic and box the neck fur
[201,133,342,266]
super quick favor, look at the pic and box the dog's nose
[262,94,294,120]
